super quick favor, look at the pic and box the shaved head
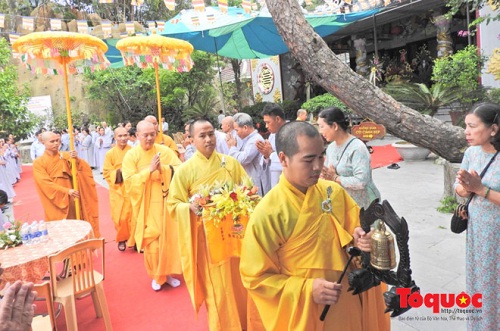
[221,116,234,133]
[114,126,129,149]
[137,120,155,133]
[276,121,321,158]
[41,131,57,142]
[41,131,61,155]
[144,115,159,131]
[114,126,128,135]
[136,120,156,150]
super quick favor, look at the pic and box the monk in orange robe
[122,120,182,291]
[33,131,100,237]
[144,115,179,157]
[103,127,132,251]
[168,119,251,331]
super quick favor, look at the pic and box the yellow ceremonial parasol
[13,31,110,220]
[116,35,194,142]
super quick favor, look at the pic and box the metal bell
[370,221,397,270]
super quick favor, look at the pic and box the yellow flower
[199,177,261,226]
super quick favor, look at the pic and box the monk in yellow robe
[144,115,179,157]
[168,119,250,331]
[33,131,100,237]
[122,120,182,291]
[240,122,390,331]
[103,127,133,251]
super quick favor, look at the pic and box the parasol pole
[154,62,163,142]
[62,62,81,220]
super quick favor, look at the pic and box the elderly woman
[454,102,500,331]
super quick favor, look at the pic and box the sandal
[118,241,126,251]
[387,163,401,170]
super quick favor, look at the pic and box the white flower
[10,235,17,241]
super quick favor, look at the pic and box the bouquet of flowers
[190,176,260,227]
[0,220,22,249]
[189,176,261,263]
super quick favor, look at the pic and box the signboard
[250,56,283,103]
[351,121,386,141]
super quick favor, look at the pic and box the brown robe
[33,152,100,237]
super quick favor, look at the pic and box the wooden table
[0,219,93,288]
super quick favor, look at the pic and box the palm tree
[382,83,462,117]
[182,90,220,124]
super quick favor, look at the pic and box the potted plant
[392,141,431,161]
[383,82,461,117]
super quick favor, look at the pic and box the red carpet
[370,144,403,169]
[13,165,208,331]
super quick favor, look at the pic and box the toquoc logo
[396,288,482,313]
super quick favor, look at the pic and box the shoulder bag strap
[336,137,357,166]
[465,151,499,207]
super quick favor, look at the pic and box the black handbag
[451,151,498,234]
[450,197,472,234]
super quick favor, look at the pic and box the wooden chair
[48,238,112,331]
[31,281,56,331]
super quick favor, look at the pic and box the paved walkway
[17,135,470,330]
[370,136,467,330]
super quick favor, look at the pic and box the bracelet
[485,186,491,199]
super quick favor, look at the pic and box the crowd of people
[1,102,499,331]
[0,134,23,228]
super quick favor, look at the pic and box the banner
[77,20,88,34]
[9,34,20,45]
[102,21,112,38]
[164,0,176,10]
[242,0,251,13]
[251,56,283,103]
[22,17,34,31]
[125,22,135,35]
[218,0,228,14]
[156,21,165,32]
[193,0,205,12]
[50,18,62,31]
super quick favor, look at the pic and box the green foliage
[85,66,157,125]
[242,102,268,120]
[221,81,238,110]
[51,108,88,131]
[301,93,350,116]
[0,38,38,140]
[280,99,300,121]
[437,196,459,214]
[383,82,462,117]
[84,51,216,134]
[485,88,500,104]
[432,45,486,105]
[445,1,500,25]
[182,90,220,124]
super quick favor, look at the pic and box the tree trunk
[266,0,467,163]
[231,58,242,110]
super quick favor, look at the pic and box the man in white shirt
[101,121,113,138]
[30,128,46,161]
[227,113,265,195]
[161,117,169,133]
[256,103,287,195]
